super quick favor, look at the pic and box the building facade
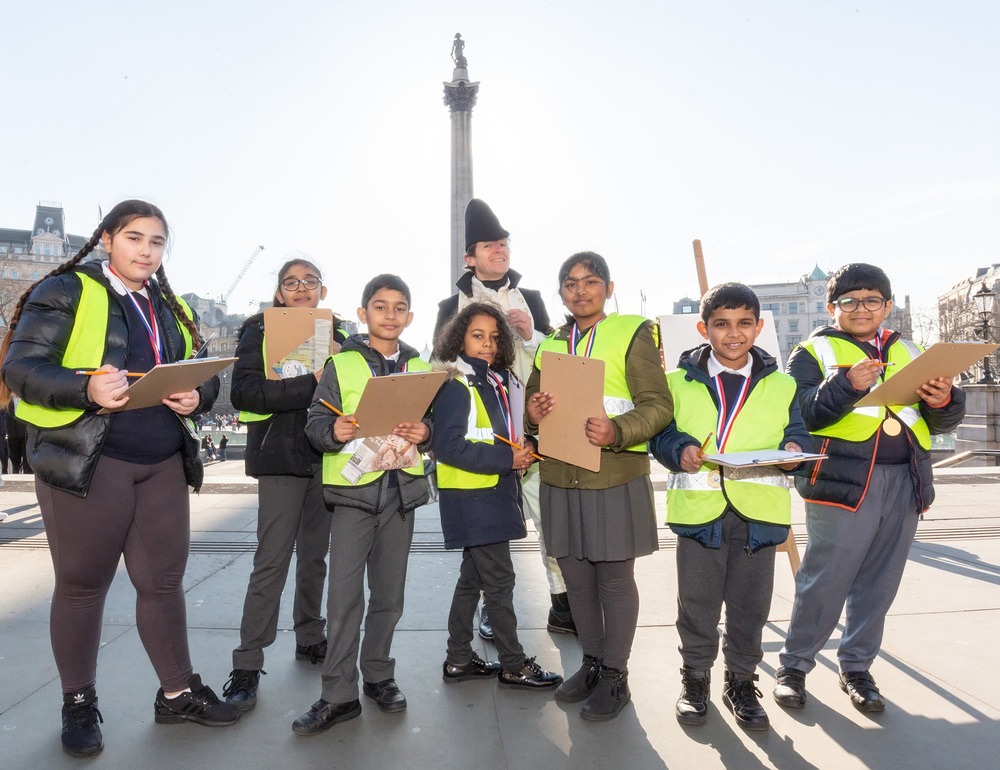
[0,203,103,329]
[671,265,912,365]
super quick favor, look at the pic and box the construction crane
[221,245,265,305]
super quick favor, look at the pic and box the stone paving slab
[2,466,999,768]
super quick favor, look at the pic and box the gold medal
[882,418,901,436]
[708,469,722,489]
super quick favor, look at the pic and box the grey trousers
[676,511,776,678]
[320,488,415,703]
[446,542,525,672]
[779,464,919,674]
[233,468,331,670]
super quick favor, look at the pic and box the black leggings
[36,453,194,693]
[557,556,639,670]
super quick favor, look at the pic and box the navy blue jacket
[650,344,812,552]
[431,355,527,549]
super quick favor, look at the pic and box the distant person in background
[6,400,31,474]
[218,433,229,462]
[0,403,10,474]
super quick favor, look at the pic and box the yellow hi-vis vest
[321,350,431,487]
[798,334,930,450]
[435,376,499,490]
[16,274,194,429]
[534,313,647,453]
[665,369,797,527]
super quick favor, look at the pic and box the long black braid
[155,265,204,350]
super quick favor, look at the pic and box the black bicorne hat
[465,199,509,250]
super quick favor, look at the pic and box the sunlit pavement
[1,460,998,769]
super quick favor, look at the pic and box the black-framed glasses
[833,296,887,312]
[281,277,322,291]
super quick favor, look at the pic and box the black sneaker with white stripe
[154,674,241,726]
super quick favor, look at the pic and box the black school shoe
[676,667,710,726]
[773,666,807,709]
[839,670,886,713]
[292,699,362,736]
[154,674,241,726]
[223,668,265,711]
[554,655,602,703]
[722,672,769,731]
[580,666,631,722]
[478,604,494,641]
[547,592,577,635]
[498,657,563,689]
[296,640,327,664]
[443,653,502,683]
[61,687,104,758]
[362,679,407,712]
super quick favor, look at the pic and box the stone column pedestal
[954,383,1000,465]
[443,71,479,289]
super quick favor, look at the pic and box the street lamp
[973,281,996,384]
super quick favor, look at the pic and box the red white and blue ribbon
[568,315,607,357]
[712,374,750,452]
[109,268,162,365]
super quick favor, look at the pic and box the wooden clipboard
[97,357,237,414]
[538,350,604,473]
[352,370,447,438]
[263,307,336,380]
[855,342,998,407]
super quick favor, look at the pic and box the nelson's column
[442,33,480,288]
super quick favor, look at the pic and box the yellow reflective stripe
[322,353,432,486]
[437,376,499,490]
[16,274,108,428]
[804,335,931,449]
[240,334,272,423]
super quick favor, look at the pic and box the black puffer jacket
[305,335,432,515]
[232,313,346,478]
[788,326,966,512]
[1,262,217,496]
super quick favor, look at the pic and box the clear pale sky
[3,1,997,348]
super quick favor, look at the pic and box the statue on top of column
[451,33,468,69]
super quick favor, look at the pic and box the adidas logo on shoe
[74,693,86,705]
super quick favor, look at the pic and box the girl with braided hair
[0,200,240,758]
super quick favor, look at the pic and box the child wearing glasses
[224,259,348,710]
[773,263,965,715]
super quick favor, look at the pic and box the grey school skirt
[540,475,658,562]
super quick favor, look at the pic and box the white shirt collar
[707,350,752,379]
[101,260,148,298]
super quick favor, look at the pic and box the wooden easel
[691,239,801,576]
